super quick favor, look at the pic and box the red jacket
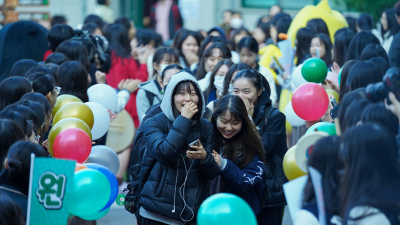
[106,52,148,127]
[43,49,53,61]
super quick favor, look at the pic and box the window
[242,0,278,8]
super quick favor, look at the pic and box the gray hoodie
[136,80,163,122]
[160,71,205,122]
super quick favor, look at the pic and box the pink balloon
[53,128,92,163]
[292,83,329,121]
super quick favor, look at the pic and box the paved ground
[97,203,293,225]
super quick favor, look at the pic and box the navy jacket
[221,154,265,215]
[389,32,400,68]
[140,114,219,222]
[253,91,288,207]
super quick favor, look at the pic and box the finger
[389,92,400,106]
[212,150,218,154]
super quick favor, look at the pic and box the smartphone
[188,140,200,151]
[331,97,338,107]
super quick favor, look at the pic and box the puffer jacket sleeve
[144,115,192,166]
[198,121,220,180]
[220,156,265,192]
[261,111,286,158]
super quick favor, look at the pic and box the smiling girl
[211,94,266,215]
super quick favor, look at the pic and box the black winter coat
[389,32,400,68]
[253,91,288,207]
[139,113,220,222]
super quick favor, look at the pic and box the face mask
[230,18,243,29]
[228,83,233,94]
[157,64,169,75]
[214,76,224,93]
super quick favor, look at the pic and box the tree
[335,0,396,22]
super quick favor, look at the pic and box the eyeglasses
[53,87,61,94]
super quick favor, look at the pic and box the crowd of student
[0,0,400,225]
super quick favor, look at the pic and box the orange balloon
[75,163,88,172]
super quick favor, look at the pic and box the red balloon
[53,128,92,163]
[292,83,329,121]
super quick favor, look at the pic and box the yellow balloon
[326,89,339,103]
[278,89,293,113]
[52,95,82,117]
[53,102,94,129]
[287,0,348,46]
[283,145,307,181]
[286,121,292,135]
[47,118,92,156]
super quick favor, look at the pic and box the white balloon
[85,102,111,140]
[87,84,118,113]
[291,64,308,88]
[88,145,120,175]
[284,101,305,127]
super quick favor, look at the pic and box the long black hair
[359,44,389,63]
[195,42,232,80]
[369,57,390,76]
[295,27,315,66]
[361,103,399,135]
[346,60,382,92]
[0,77,31,111]
[9,59,38,77]
[25,66,58,86]
[345,31,380,61]
[205,59,234,98]
[0,119,26,170]
[0,110,33,138]
[345,16,357,33]
[340,123,400,224]
[212,94,265,168]
[357,13,374,31]
[341,99,370,132]
[26,72,55,97]
[106,23,131,58]
[313,33,333,67]
[302,136,342,217]
[221,63,251,96]
[57,61,89,102]
[333,28,355,67]
[20,92,52,121]
[381,9,400,38]
[173,29,201,67]
[4,104,41,136]
[56,40,90,71]
[45,52,69,65]
[339,60,358,102]
[4,141,48,195]
[171,81,203,123]
[337,88,367,134]
[307,18,330,37]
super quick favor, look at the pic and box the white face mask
[214,76,224,93]
[230,18,244,29]
[228,83,233,94]
[157,64,169,75]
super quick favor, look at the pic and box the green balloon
[68,169,111,217]
[197,193,257,225]
[306,122,336,136]
[301,58,328,83]
[79,207,110,221]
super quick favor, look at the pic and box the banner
[27,154,75,225]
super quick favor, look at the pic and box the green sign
[27,155,76,225]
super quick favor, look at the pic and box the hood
[208,27,227,40]
[254,91,272,119]
[139,80,163,97]
[160,71,205,122]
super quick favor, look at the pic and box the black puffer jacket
[253,91,288,207]
[139,71,220,223]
